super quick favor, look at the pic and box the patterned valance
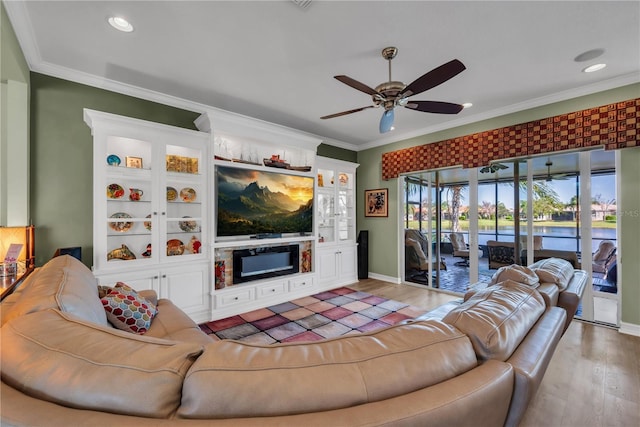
[381,98,639,180]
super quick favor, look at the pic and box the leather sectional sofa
[1,255,580,426]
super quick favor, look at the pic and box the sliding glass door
[400,149,620,327]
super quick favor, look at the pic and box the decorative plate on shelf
[180,187,197,202]
[106,154,121,166]
[144,214,152,231]
[338,173,349,186]
[107,183,125,199]
[109,212,132,232]
[179,216,198,232]
[167,239,184,256]
[166,186,178,201]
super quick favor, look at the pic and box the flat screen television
[216,165,314,238]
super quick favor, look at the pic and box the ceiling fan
[320,47,466,133]
[545,160,570,181]
[479,163,509,174]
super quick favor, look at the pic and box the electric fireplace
[232,244,299,284]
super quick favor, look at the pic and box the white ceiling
[5,0,640,151]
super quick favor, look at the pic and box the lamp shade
[0,225,35,268]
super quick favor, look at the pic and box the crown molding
[6,0,636,154]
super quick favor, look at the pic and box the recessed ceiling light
[462,102,473,109]
[582,63,607,73]
[108,16,133,32]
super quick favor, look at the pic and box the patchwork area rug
[198,287,427,344]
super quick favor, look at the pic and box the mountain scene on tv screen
[216,166,313,236]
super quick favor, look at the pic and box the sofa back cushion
[4,255,108,326]
[529,257,575,291]
[490,264,539,287]
[1,309,203,418]
[443,280,546,362]
[178,320,477,419]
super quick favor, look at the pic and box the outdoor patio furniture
[487,236,544,269]
[405,229,446,281]
[450,232,470,267]
[592,240,616,275]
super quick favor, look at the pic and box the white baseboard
[367,272,401,284]
[619,321,640,337]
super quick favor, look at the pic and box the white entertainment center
[85,108,358,323]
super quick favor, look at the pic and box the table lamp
[0,225,35,276]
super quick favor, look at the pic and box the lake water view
[443,226,616,252]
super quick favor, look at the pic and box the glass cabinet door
[163,144,205,260]
[104,136,154,266]
[317,164,356,244]
[337,170,354,241]
[317,190,335,243]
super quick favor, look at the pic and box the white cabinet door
[160,262,210,323]
[96,269,159,293]
[338,244,358,283]
[317,247,339,285]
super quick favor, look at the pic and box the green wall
[357,84,640,326]
[317,143,357,163]
[619,148,640,326]
[30,73,200,266]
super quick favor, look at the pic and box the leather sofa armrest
[504,306,566,427]
[557,270,588,333]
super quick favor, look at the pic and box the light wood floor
[349,279,640,427]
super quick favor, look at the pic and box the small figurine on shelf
[186,236,201,254]
[107,244,136,261]
[263,154,290,169]
[141,244,152,258]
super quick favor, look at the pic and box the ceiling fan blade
[334,75,381,96]
[320,105,375,120]
[379,109,395,133]
[405,100,464,114]
[399,59,466,98]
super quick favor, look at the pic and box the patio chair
[405,229,446,281]
[592,240,616,275]
[449,232,470,267]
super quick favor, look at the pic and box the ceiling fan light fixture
[108,16,134,32]
[582,63,606,73]
[379,109,395,133]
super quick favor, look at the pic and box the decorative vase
[215,260,225,289]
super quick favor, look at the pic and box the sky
[476,174,616,209]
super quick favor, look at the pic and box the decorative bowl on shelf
[180,187,196,202]
[166,186,178,201]
[144,214,152,231]
[179,216,198,232]
[109,212,132,232]
[106,154,121,166]
[167,239,184,256]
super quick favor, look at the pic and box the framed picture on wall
[126,156,143,169]
[365,188,388,217]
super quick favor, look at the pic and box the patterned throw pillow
[100,282,157,334]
